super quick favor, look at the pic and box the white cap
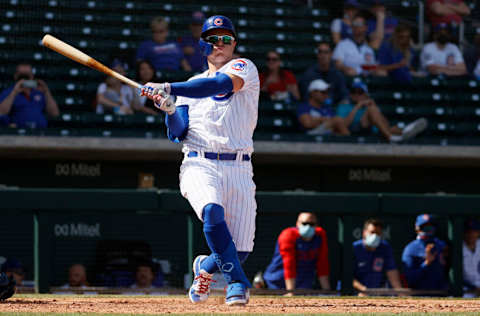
[308,79,329,92]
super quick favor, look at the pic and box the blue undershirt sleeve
[402,245,428,288]
[165,105,189,143]
[170,73,233,98]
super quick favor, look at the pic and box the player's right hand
[141,82,171,99]
[153,91,176,115]
[424,243,437,265]
[13,80,25,94]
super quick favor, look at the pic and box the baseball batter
[142,15,259,305]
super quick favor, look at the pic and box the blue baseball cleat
[188,255,214,304]
[225,282,249,306]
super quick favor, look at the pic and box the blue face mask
[299,224,315,239]
[418,225,435,240]
[364,233,381,249]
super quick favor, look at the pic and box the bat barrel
[41,34,142,89]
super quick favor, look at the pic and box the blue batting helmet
[199,15,237,56]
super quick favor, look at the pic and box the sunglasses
[301,222,316,226]
[204,35,235,45]
[267,57,280,61]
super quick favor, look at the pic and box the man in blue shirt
[0,62,59,128]
[297,79,350,136]
[136,17,192,72]
[178,12,207,73]
[353,218,403,296]
[263,212,331,291]
[402,214,450,294]
[299,42,349,104]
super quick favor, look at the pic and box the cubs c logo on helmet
[199,15,237,56]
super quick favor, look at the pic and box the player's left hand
[153,91,176,115]
[141,82,171,99]
[36,79,50,94]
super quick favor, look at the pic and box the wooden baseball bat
[41,34,142,89]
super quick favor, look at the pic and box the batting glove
[141,82,171,99]
[153,91,176,115]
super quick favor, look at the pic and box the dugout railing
[0,188,478,296]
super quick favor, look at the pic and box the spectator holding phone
[401,214,449,294]
[0,61,59,128]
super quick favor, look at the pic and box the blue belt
[188,151,250,161]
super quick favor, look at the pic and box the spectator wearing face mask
[420,23,467,77]
[262,212,330,292]
[402,214,450,294]
[353,218,402,296]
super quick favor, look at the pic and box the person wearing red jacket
[263,212,330,291]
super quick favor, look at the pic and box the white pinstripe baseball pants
[179,154,257,252]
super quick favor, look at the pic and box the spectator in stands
[336,82,427,142]
[297,79,350,136]
[331,0,360,45]
[2,258,25,286]
[463,218,480,297]
[353,218,403,296]
[333,14,378,77]
[299,42,349,104]
[263,212,331,291]
[136,16,191,72]
[402,214,449,294]
[378,24,419,84]
[366,0,399,50]
[134,60,160,115]
[131,262,163,289]
[420,23,467,77]
[472,2,480,28]
[96,60,137,115]
[464,33,480,79]
[260,51,300,102]
[61,264,89,288]
[426,0,470,28]
[0,62,59,128]
[178,11,207,73]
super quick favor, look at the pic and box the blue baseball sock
[201,203,251,287]
[201,251,250,274]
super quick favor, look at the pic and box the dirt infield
[1,295,480,315]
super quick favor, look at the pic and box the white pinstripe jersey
[175,58,260,154]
